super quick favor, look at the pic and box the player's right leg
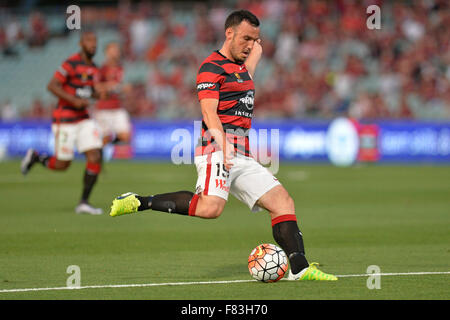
[110,191,226,218]
[75,148,103,215]
[110,151,229,218]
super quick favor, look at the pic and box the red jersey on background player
[109,11,337,282]
[94,41,132,152]
[21,31,105,215]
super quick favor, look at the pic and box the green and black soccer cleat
[109,192,141,217]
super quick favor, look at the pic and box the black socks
[137,191,194,215]
[81,170,99,203]
[272,220,309,274]
[38,154,50,166]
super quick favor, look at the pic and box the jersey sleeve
[196,62,225,101]
[97,66,107,82]
[53,61,74,84]
[92,67,101,85]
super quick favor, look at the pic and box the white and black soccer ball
[248,243,288,283]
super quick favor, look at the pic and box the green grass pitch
[0,160,449,299]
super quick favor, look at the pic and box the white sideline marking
[0,271,449,293]
[0,279,254,293]
[336,271,450,278]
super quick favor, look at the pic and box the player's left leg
[230,156,337,281]
[21,123,76,175]
[101,131,130,145]
[114,131,131,144]
[256,184,337,281]
[110,110,132,147]
[75,119,104,215]
[77,148,103,214]
[99,109,131,145]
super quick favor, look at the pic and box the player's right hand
[73,97,90,109]
[223,142,236,170]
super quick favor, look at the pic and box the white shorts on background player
[94,109,131,138]
[52,119,103,161]
[194,150,281,212]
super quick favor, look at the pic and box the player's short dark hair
[224,10,260,31]
[79,29,96,40]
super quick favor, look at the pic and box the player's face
[80,33,97,58]
[228,20,260,63]
[106,43,121,61]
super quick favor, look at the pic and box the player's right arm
[47,61,89,109]
[47,77,89,108]
[200,98,235,169]
[197,61,235,169]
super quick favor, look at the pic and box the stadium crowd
[1,0,449,120]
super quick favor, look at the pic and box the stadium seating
[0,1,448,120]
[0,28,124,112]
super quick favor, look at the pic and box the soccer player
[109,10,337,281]
[94,41,132,147]
[21,31,104,215]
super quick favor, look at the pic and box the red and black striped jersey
[196,50,255,157]
[52,52,99,123]
[95,64,123,110]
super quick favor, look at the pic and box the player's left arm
[92,71,108,100]
[93,83,108,99]
[245,39,262,79]
[94,68,130,99]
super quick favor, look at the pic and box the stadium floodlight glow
[325,117,359,167]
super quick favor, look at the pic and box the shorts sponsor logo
[93,128,100,138]
[61,146,73,154]
[215,179,229,192]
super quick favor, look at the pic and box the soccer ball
[248,243,288,283]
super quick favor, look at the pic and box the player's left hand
[249,39,262,60]
[94,83,109,99]
[245,39,262,78]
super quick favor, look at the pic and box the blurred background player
[94,41,132,160]
[21,31,104,215]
